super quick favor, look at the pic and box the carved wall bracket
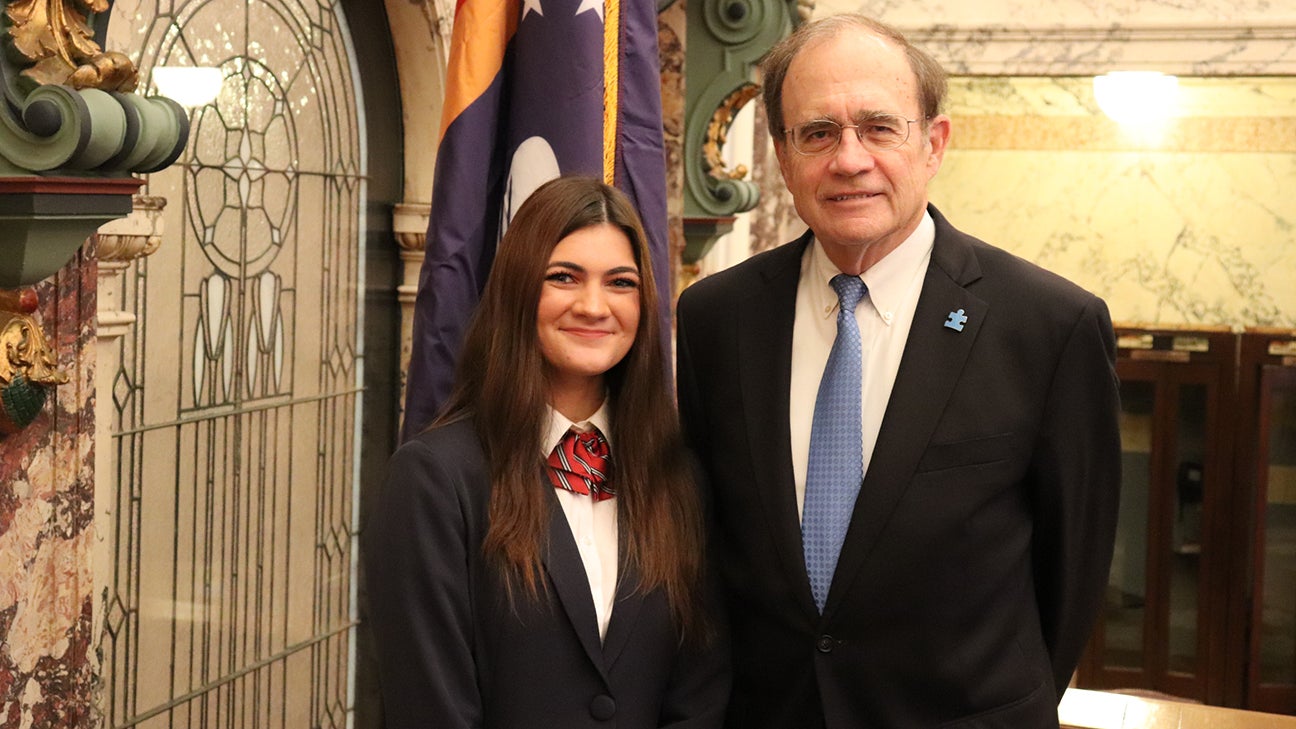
[1,0,186,177]
[0,0,189,442]
[0,0,188,288]
[682,0,806,265]
[94,193,165,338]
[95,194,165,263]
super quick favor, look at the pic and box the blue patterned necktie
[803,274,867,613]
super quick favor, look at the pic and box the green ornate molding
[0,0,189,288]
[682,0,803,265]
[1,0,188,177]
[0,0,189,438]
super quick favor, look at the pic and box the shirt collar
[543,400,612,456]
[808,209,936,325]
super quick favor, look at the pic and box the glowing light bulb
[151,66,224,108]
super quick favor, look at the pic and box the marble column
[392,203,430,429]
[89,195,165,666]
[658,1,687,298]
[0,256,97,724]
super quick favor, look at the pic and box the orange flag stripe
[439,0,521,140]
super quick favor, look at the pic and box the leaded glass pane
[101,1,363,726]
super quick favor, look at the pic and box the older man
[676,14,1121,729]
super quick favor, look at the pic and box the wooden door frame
[1239,329,1296,714]
[1078,325,1237,705]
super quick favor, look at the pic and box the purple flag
[402,0,671,438]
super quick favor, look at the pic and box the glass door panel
[1081,331,1234,705]
[1106,378,1155,670]
[1167,384,1207,676]
[1258,370,1296,687]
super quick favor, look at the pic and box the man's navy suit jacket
[675,206,1121,729]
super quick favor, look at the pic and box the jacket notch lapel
[739,235,821,616]
[599,560,645,670]
[540,493,611,682]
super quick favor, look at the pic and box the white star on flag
[522,0,543,20]
[575,0,603,21]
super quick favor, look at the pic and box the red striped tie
[546,429,613,501]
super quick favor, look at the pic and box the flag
[401,0,671,438]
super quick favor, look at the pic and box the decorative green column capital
[682,0,804,264]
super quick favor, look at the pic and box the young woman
[365,177,727,729]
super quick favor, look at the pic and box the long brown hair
[436,176,705,637]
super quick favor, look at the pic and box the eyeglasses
[783,113,923,156]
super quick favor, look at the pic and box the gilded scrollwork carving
[4,0,138,91]
[704,83,760,182]
[0,312,64,386]
[66,50,138,91]
[0,2,185,178]
[0,308,68,436]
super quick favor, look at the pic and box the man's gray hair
[758,14,948,142]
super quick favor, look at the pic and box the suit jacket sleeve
[657,456,731,729]
[364,436,482,729]
[675,293,709,465]
[657,613,730,728]
[1030,295,1122,698]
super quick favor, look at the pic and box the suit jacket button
[589,694,616,720]
[816,635,835,653]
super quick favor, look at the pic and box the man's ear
[773,137,793,184]
[924,114,952,178]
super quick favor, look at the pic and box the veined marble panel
[0,254,98,725]
[930,76,1296,328]
[947,76,1296,120]
[813,1,1296,75]
[832,0,1288,26]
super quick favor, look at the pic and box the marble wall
[714,2,1296,329]
[931,76,1296,328]
[827,0,1296,75]
[0,254,98,725]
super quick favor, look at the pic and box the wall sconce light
[1093,71,1179,126]
[151,66,224,108]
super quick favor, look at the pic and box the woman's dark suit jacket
[364,418,728,729]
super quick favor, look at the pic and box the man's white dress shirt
[789,211,936,519]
